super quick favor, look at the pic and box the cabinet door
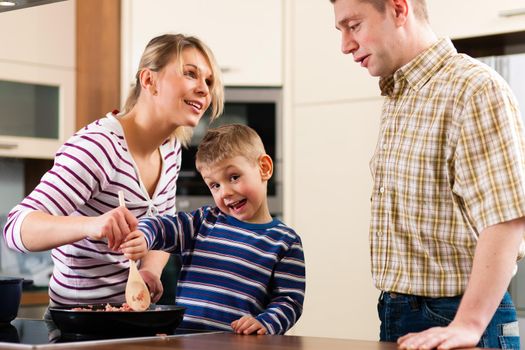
[286,99,382,339]
[0,1,75,68]
[0,61,75,159]
[428,0,525,39]
[291,1,380,105]
[121,0,282,91]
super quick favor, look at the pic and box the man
[331,0,525,349]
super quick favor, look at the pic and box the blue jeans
[378,291,520,349]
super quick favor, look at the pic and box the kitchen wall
[0,158,26,272]
[0,158,24,215]
[0,158,53,286]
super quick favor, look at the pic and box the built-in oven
[175,87,282,215]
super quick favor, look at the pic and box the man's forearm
[451,216,525,334]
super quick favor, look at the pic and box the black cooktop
[0,318,214,346]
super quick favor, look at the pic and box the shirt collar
[379,38,457,97]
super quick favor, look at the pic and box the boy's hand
[85,207,138,251]
[119,230,148,261]
[231,315,267,335]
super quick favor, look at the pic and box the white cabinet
[0,1,76,159]
[121,0,282,93]
[285,99,382,339]
[283,0,383,339]
[428,0,525,39]
[0,61,75,159]
[290,1,380,105]
[0,1,75,68]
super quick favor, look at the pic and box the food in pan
[71,303,134,312]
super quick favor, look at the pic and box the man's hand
[397,321,482,349]
[399,216,525,349]
[231,315,267,335]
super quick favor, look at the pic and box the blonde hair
[196,124,266,172]
[122,33,224,146]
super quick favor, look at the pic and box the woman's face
[153,47,213,128]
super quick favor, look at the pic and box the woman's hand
[231,315,267,335]
[138,268,164,303]
[85,207,138,250]
[121,233,164,302]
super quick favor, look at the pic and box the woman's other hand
[137,268,164,303]
[231,315,268,335]
[86,207,138,250]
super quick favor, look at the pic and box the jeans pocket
[421,299,458,327]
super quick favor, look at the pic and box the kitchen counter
[20,291,48,306]
[0,332,491,350]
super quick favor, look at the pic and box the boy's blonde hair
[196,124,266,172]
[122,33,224,146]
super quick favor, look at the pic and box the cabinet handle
[499,8,525,17]
[0,143,18,150]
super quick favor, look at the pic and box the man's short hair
[330,0,429,22]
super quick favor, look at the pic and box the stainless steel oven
[175,87,282,215]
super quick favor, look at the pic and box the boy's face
[333,0,405,78]
[200,155,273,224]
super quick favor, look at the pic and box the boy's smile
[227,198,248,212]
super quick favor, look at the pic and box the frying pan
[49,303,185,336]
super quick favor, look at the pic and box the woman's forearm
[19,206,138,252]
[139,250,170,277]
[20,211,92,251]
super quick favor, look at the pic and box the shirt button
[379,186,385,194]
[377,231,383,237]
[382,143,388,150]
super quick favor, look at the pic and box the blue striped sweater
[139,206,305,335]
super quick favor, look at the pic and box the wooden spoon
[118,191,151,311]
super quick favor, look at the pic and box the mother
[3,33,224,306]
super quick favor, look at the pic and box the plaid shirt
[370,38,525,297]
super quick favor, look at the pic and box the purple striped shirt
[3,113,181,305]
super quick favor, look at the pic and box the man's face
[334,0,402,78]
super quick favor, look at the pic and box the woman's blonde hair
[122,33,224,146]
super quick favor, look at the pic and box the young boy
[121,124,305,335]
